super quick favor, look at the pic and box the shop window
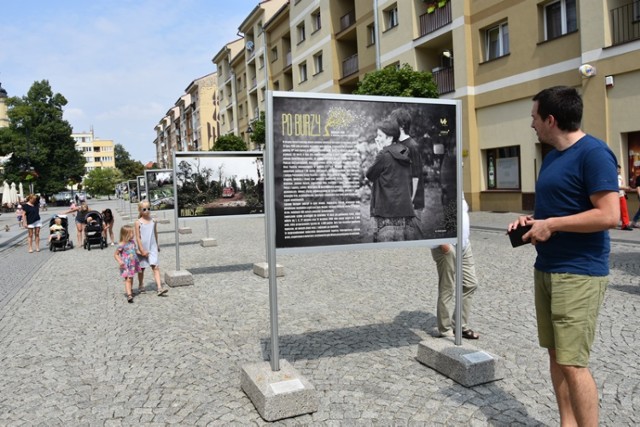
[485,146,521,190]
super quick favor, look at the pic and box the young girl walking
[134,201,168,296]
[114,224,141,303]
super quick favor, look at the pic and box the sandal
[462,329,480,340]
[127,294,134,303]
[138,288,146,294]
[157,288,168,296]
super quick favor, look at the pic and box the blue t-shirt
[533,134,618,276]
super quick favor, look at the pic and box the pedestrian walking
[430,197,479,339]
[134,201,167,296]
[617,164,633,230]
[508,86,619,427]
[22,194,42,253]
[15,204,24,229]
[114,224,141,303]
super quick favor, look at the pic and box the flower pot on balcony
[438,0,447,6]
[426,4,436,13]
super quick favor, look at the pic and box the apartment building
[72,129,116,174]
[213,0,640,211]
[0,82,8,129]
[154,73,219,168]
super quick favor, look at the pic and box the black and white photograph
[136,175,147,201]
[175,152,264,218]
[127,179,138,204]
[144,169,174,211]
[272,92,458,250]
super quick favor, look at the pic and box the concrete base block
[156,219,170,224]
[416,337,504,387]
[253,262,284,278]
[241,359,318,422]
[164,270,194,287]
[200,238,217,247]
[178,227,192,234]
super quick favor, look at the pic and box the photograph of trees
[175,153,264,218]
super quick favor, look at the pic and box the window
[544,0,577,40]
[485,146,521,190]
[271,47,278,62]
[485,22,509,61]
[635,1,640,21]
[312,9,321,32]
[259,55,264,69]
[299,62,308,83]
[385,6,399,30]
[367,24,376,45]
[313,52,323,75]
[297,22,306,43]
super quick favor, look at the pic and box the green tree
[0,80,85,194]
[249,111,266,149]
[353,63,439,98]
[114,143,145,179]
[83,167,123,198]
[212,134,247,151]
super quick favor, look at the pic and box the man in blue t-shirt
[508,86,619,427]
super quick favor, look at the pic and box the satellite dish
[246,41,254,52]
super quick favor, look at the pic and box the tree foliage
[83,167,123,198]
[353,63,439,98]
[249,111,266,148]
[0,80,85,195]
[212,134,247,151]
[114,143,145,180]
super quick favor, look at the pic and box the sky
[0,0,259,163]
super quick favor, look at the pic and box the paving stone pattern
[0,200,637,426]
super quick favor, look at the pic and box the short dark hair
[378,120,400,141]
[532,86,583,132]
[390,109,411,132]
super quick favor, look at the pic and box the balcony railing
[342,54,358,78]
[419,2,452,37]
[611,1,640,45]
[340,10,356,32]
[432,66,455,95]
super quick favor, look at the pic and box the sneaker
[622,225,634,231]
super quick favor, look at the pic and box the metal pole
[205,219,210,238]
[373,0,381,70]
[265,92,279,371]
[172,154,180,270]
[454,101,463,346]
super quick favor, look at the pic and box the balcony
[432,66,454,95]
[340,10,356,32]
[342,54,358,78]
[611,2,640,45]
[419,2,452,37]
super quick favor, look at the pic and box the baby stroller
[49,215,73,252]
[84,210,107,250]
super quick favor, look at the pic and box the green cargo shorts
[534,269,607,367]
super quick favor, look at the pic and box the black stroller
[83,210,107,250]
[48,215,73,252]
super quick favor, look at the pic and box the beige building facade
[72,129,116,174]
[214,0,640,211]
[154,73,219,168]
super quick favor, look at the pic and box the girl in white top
[134,201,168,296]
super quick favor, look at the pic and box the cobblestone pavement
[0,200,637,426]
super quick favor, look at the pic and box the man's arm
[523,191,619,244]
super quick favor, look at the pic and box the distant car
[222,187,235,198]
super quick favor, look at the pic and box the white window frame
[367,24,376,45]
[544,0,577,40]
[385,6,399,30]
[313,52,323,75]
[299,62,308,83]
[485,22,509,61]
[312,9,321,32]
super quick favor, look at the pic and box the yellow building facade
[212,0,640,212]
[72,129,116,174]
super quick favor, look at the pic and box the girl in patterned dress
[113,224,141,303]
